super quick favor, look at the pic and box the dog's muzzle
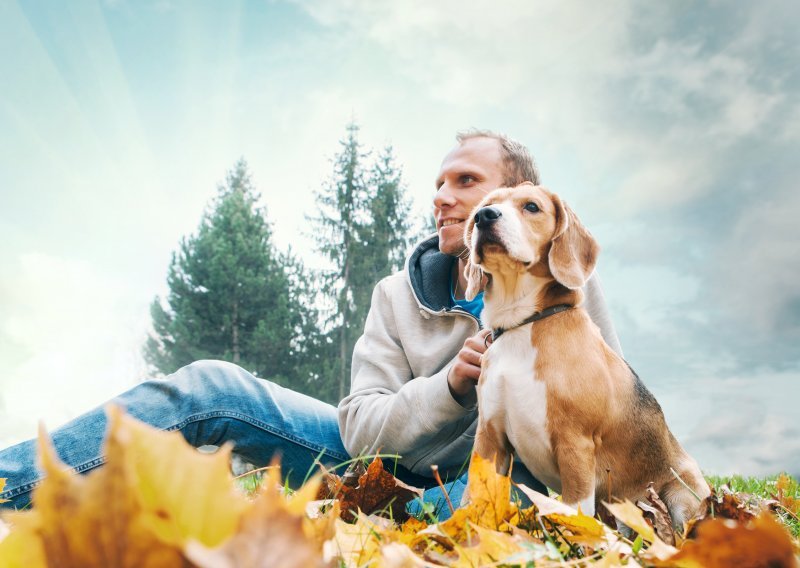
[474,206,502,228]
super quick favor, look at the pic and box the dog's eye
[523,202,540,213]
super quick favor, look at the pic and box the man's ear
[548,193,599,289]
[464,256,483,301]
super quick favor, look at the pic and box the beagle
[462,183,709,530]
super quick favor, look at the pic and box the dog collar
[490,304,574,342]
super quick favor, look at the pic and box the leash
[488,304,574,344]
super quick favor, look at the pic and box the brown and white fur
[462,183,709,530]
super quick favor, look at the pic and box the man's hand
[447,329,492,405]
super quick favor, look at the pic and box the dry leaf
[460,453,513,530]
[112,405,250,548]
[774,473,800,516]
[320,458,423,523]
[0,408,186,568]
[668,512,798,568]
[516,484,577,516]
[638,483,675,546]
[604,500,656,542]
[450,523,534,567]
[0,513,48,568]
[185,469,331,568]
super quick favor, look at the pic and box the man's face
[434,137,506,256]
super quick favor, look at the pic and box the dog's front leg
[556,435,597,516]
[460,417,512,506]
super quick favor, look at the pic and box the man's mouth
[439,218,464,229]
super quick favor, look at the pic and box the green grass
[706,473,800,538]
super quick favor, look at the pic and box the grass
[229,457,800,541]
[706,473,800,538]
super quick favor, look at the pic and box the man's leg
[0,360,350,510]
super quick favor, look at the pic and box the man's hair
[455,129,541,186]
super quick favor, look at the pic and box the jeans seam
[0,411,348,501]
[168,410,350,462]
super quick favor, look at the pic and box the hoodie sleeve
[337,277,477,470]
[583,271,624,358]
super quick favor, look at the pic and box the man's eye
[460,175,476,184]
[524,202,540,213]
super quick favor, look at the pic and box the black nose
[474,206,502,227]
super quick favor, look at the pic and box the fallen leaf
[604,500,656,542]
[638,483,675,546]
[0,408,185,567]
[0,478,8,504]
[0,513,47,568]
[450,523,534,567]
[516,484,577,516]
[112,405,250,548]
[668,512,798,568]
[461,453,513,530]
[329,515,384,567]
[319,458,423,523]
[774,473,800,516]
[185,468,331,568]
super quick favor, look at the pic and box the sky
[0,0,798,477]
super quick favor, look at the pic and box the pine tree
[144,159,313,390]
[311,125,416,401]
[309,123,370,401]
[351,146,413,328]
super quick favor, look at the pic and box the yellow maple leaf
[548,512,605,539]
[331,515,384,567]
[0,412,185,567]
[0,478,8,503]
[451,523,533,567]
[0,512,47,568]
[603,500,656,542]
[109,404,250,548]
[185,468,331,568]
[462,453,513,529]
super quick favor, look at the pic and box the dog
[462,182,709,530]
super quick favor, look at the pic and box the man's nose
[433,182,457,210]
[474,206,502,227]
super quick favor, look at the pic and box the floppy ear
[464,256,483,301]
[548,194,599,289]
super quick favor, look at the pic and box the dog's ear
[464,255,484,301]
[548,193,599,289]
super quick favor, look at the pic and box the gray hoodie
[337,235,622,478]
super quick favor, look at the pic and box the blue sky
[0,0,798,476]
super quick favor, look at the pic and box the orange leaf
[320,458,423,523]
[668,512,797,568]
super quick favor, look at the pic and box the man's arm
[338,277,477,470]
[583,271,623,358]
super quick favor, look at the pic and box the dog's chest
[480,328,560,489]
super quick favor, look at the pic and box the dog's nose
[474,206,502,227]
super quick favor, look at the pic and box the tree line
[144,122,423,403]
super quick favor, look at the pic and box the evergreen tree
[351,146,413,328]
[310,124,416,401]
[144,159,313,391]
[309,122,370,401]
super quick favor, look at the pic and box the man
[339,131,622,503]
[0,130,621,513]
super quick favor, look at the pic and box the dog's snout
[474,206,502,228]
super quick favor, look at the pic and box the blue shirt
[449,270,484,319]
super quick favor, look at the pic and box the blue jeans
[0,360,545,516]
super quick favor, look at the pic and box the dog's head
[463,183,599,299]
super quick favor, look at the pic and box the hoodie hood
[405,234,458,313]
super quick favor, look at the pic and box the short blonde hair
[456,129,541,186]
